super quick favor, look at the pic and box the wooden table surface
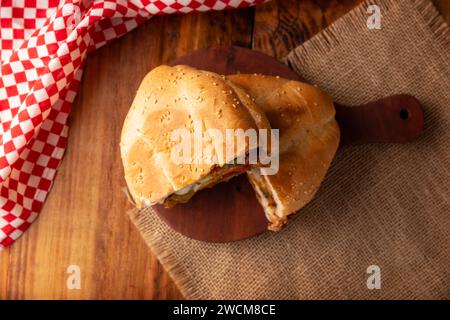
[1,0,448,300]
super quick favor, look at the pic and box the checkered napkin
[0,0,266,250]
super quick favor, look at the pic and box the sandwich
[120,65,271,208]
[228,74,340,230]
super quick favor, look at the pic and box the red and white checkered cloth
[0,0,267,250]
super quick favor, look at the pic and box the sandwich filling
[247,169,287,230]
[163,163,251,208]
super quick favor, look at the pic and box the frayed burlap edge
[129,207,205,299]
[284,0,449,69]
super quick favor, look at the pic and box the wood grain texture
[434,0,450,22]
[253,0,363,59]
[0,6,255,300]
[0,0,447,300]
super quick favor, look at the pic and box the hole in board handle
[400,109,410,120]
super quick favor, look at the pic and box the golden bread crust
[228,74,340,228]
[121,66,270,207]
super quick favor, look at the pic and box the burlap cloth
[130,0,450,299]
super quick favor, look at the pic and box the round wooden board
[154,46,424,242]
[155,46,300,242]
[169,46,302,81]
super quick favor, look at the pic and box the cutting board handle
[335,95,424,146]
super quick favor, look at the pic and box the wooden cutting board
[153,46,423,242]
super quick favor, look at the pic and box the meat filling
[247,171,288,231]
[247,173,276,211]
[163,163,251,208]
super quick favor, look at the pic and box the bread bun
[228,74,340,230]
[121,66,271,207]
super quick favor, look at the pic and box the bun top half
[228,74,340,227]
[120,65,271,207]
[227,74,336,152]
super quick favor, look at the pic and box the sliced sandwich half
[120,65,271,208]
[228,74,340,230]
